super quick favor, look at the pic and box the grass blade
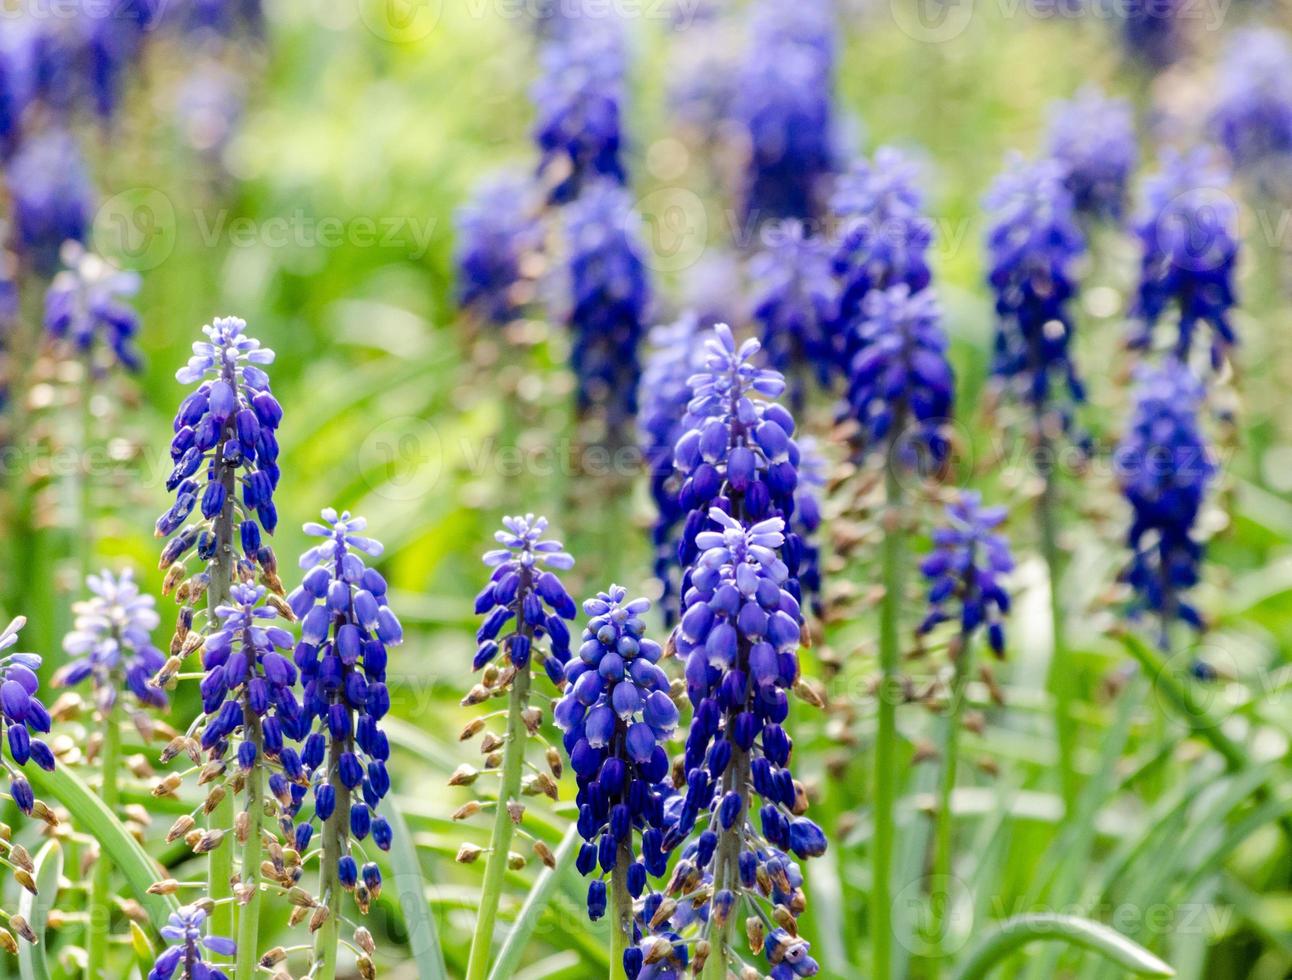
[487,825,581,980]
[953,914,1175,980]
[388,795,450,980]
[16,840,62,980]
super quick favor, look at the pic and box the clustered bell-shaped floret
[1209,28,1292,177]
[44,241,143,372]
[1128,149,1239,372]
[454,170,544,325]
[55,568,167,710]
[148,904,235,980]
[0,617,54,815]
[918,492,1015,655]
[474,514,577,684]
[554,588,679,942]
[287,509,402,897]
[845,283,954,468]
[5,128,94,275]
[1046,86,1138,221]
[1116,360,1215,642]
[157,317,283,587]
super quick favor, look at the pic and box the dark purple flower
[454,171,544,325]
[1047,86,1138,221]
[150,904,235,980]
[5,128,94,275]
[1210,28,1292,185]
[0,617,54,814]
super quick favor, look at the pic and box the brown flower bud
[521,706,543,734]
[309,905,329,933]
[533,840,556,869]
[448,764,480,787]
[259,947,287,968]
[152,773,183,797]
[148,879,180,895]
[479,732,504,754]
[747,916,766,954]
[287,886,315,908]
[354,926,376,955]
[545,747,563,779]
[506,851,526,870]
[456,843,484,864]
[0,928,18,954]
[358,955,376,980]
[451,801,482,822]
[9,915,36,944]
[194,830,225,854]
[458,718,486,740]
[14,869,37,894]
[166,815,196,843]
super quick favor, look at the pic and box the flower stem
[84,699,121,980]
[704,742,751,980]
[465,660,532,980]
[206,449,238,962]
[872,464,904,980]
[1037,461,1078,813]
[931,630,975,968]
[609,840,633,980]
[314,733,351,980]
[77,351,95,585]
[233,710,265,980]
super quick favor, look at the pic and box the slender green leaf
[387,795,450,980]
[487,825,581,980]
[17,840,62,980]
[953,914,1175,980]
[25,766,178,931]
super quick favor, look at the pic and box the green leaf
[387,795,450,980]
[129,922,158,979]
[25,766,178,932]
[487,825,582,980]
[17,840,62,980]
[952,914,1175,980]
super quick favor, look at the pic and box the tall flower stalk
[53,569,166,980]
[155,316,284,968]
[286,509,402,980]
[464,515,576,980]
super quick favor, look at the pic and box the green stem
[77,353,95,584]
[931,631,975,968]
[951,913,1174,980]
[233,710,265,980]
[84,700,121,980]
[703,743,750,980]
[465,660,533,980]
[486,826,580,980]
[1038,461,1078,813]
[313,732,352,980]
[872,464,904,980]
[609,841,633,980]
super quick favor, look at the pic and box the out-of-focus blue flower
[640,313,709,619]
[174,60,246,157]
[56,569,167,711]
[149,904,235,980]
[749,221,840,409]
[918,493,1014,654]
[288,510,403,895]
[44,242,143,371]
[1047,87,1138,221]
[829,147,933,343]
[168,0,263,40]
[1121,0,1185,70]
[156,317,283,585]
[1210,28,1292,182]
[794,437,825,616]
[1128,148,1239,370]
[5,128,94,275]
[733,0,836,223]
[667,14,738,145]
[1116,360,1214,642]
[532,26,626,204]
[454,171,544,325]
[474,514,577,685]
[983,155,1087,430]
[554,587,677,939]
[563,180,651,441]
[0,617,55,815]
[0,34,30,159]
[844,284,954,468]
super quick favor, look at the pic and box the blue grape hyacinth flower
[844,283,954,470]
[5,128,95,275]
[1047,86,1139,221]
[149,904,235,980]
[918,492,1015,655]
[563,180,651,443]
[829,146,933,345]
[454,171,544,326]
[1210,28,1292,182]
[983,155,1087,431]
[553,587,679,952]
[0,617,54,815]
[288,509,403,898]
[55,569,167,711]
[474,514,577,684]
[1116,360,1215,643]
[44,242,143,372]
[531,25,626,204]
[157,317,283,588]
[749,221,840,410]
[1129,148,1239,371]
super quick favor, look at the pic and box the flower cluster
[1129,149,1239,371]
[148,905,235,980]
[829,147,934,343]
[918,493,1014,655]
[732,0,836,223]
[454,171,544,326]
[44,242,143,372]
[749,222,840,409]
[157,317,283,590]
[1116,360,1215,641]
[554,588,678,941]
[983,155,1087,429]
[0,617,54,815]
[563,181,651,442]
[55,569,167,711]
[288,510,403,904]
[474,514,576,685]
[1121,0,1185,70]
[1210,28,1292,179]
[1046,87,1139,221]
[844,284,955,469]
[5,128,95,275]
[531,26,627,204]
